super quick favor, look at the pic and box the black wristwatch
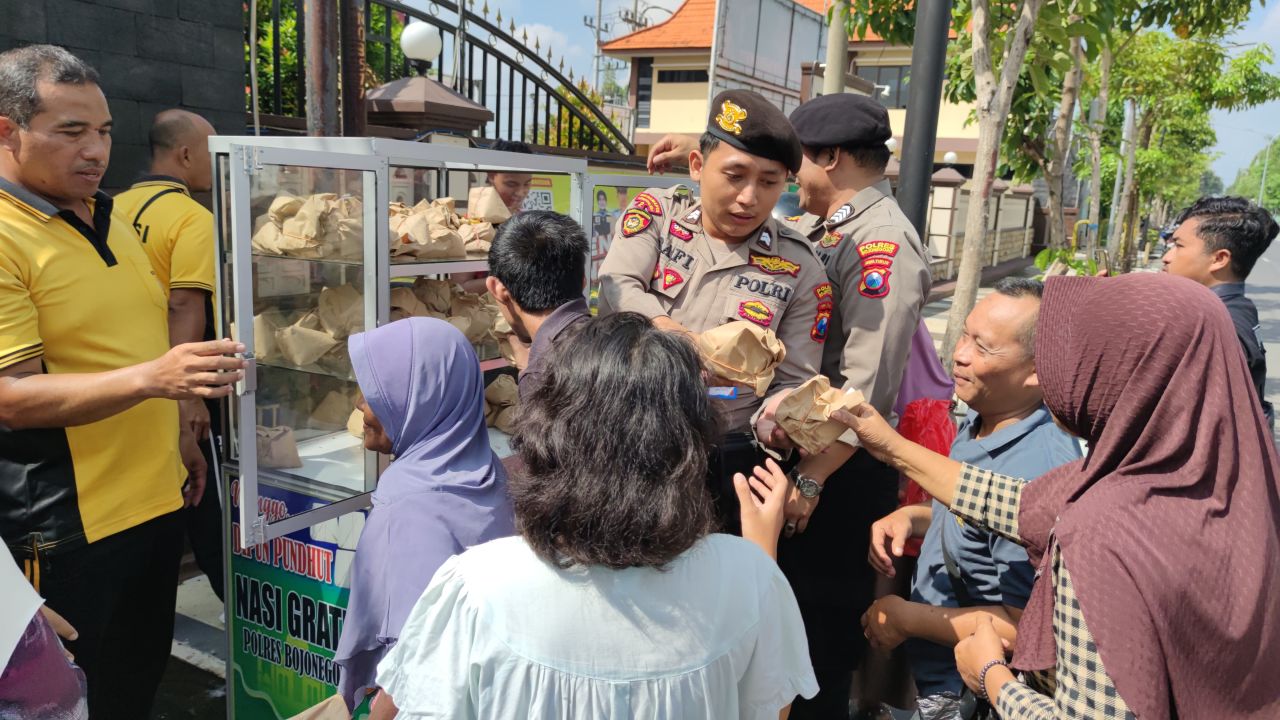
[790,470,823,498]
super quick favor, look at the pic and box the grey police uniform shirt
[905,406,1082,698]
[598,185,827,432]
[784,180,931,444]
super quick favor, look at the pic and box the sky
[1209,0,1280,187]
[414,0,1277,186]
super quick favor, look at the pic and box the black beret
[706,89,803,173]
[789,93,892,149]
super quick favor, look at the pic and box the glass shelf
[390,258,490,275]
[252,251,364,267]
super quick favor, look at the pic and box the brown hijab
[1015,273,1280,719]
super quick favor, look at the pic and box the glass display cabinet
[210,137,587,546]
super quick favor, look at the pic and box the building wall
[856,45,979,164]
[639,53,712,136]
[0,0,245,190]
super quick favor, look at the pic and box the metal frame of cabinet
[210,136,589,546]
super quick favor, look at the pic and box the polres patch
[631,192,663,216]
[738,299,774,327]
[621,208,653,237]
[748,253,800,277]
[812,300,832,341]
[813,282,833,301]
[856,240,899,299]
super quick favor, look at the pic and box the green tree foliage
[1228,137,1280,213]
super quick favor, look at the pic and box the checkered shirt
[952,464,1135,719]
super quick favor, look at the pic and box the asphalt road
[1242,237,1280,445]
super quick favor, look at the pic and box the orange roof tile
[601,0,715,53]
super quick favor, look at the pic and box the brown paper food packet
[774,376,867,455]
[492,405,519,434]
[251,221,282,254]
[267,195,304,225]
[484,374,518,413]
[275,322,339,367]
[279,194,334,252]
[347,408,365,438]
[412,278,454,314]
[450,292,498,344]
[467,185,512,224]
[695,321,786,397]
[257,425,303,469]
[317,284,364,339]
[459,221,496,255]
[389,287,429,322]
[253,309,291,363]
[311,390,354,430]
[286,695,351,720]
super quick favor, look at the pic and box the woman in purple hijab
[334,317,515,710]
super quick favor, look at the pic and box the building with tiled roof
[603,0,978,166]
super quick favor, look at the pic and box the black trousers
[185,432,225,601]
[780,451,900,720]
[707,431,766,535]
[25,511,184,720]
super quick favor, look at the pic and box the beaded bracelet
[977,659,1009,700]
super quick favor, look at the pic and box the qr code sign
[522,190,555,212]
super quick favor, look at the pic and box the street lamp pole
[897,0,953,236]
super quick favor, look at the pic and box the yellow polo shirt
[0,177,183,554]
[113,175,216,296]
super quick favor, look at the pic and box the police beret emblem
[715,100,748,136]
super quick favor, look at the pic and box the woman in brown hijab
[833,273,1280,719]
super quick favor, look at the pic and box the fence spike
[482,0,489,18]
[495,8,502,24]
[523,29,529,44]
[534,36,540,52]
[509,20,516,34]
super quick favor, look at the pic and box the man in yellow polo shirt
[116,109,225,601]
[0,45,243,719]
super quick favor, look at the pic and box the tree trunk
[941,0,1045,370]
[1045,31,1084,249]
[1115,109,1154,272]
[1084,45,1112,254]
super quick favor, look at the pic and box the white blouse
[377,534,818,719]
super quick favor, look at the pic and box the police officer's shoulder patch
[631,192,663,217]
[820,231,844,249]
[857,240,899,299]
[738,299,773,327]
[621,208,653,237]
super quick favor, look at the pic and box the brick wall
[0,0,244,190]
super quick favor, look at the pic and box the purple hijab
[335,318,515,710]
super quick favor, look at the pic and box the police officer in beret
[770,92,932,718]
[599,90,829,531]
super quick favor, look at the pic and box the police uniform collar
[825,184,888,229]
[674,199,704,230]
[0,176,111,223]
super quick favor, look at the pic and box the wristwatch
[790,471,823,498]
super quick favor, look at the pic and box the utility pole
[304,0,340,136]
[821,1,847,96]
[584,1,610,91]
[897,0,953,237]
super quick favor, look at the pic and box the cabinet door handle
[237,354,257,396]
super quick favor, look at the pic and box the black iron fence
[249,0,633,153]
